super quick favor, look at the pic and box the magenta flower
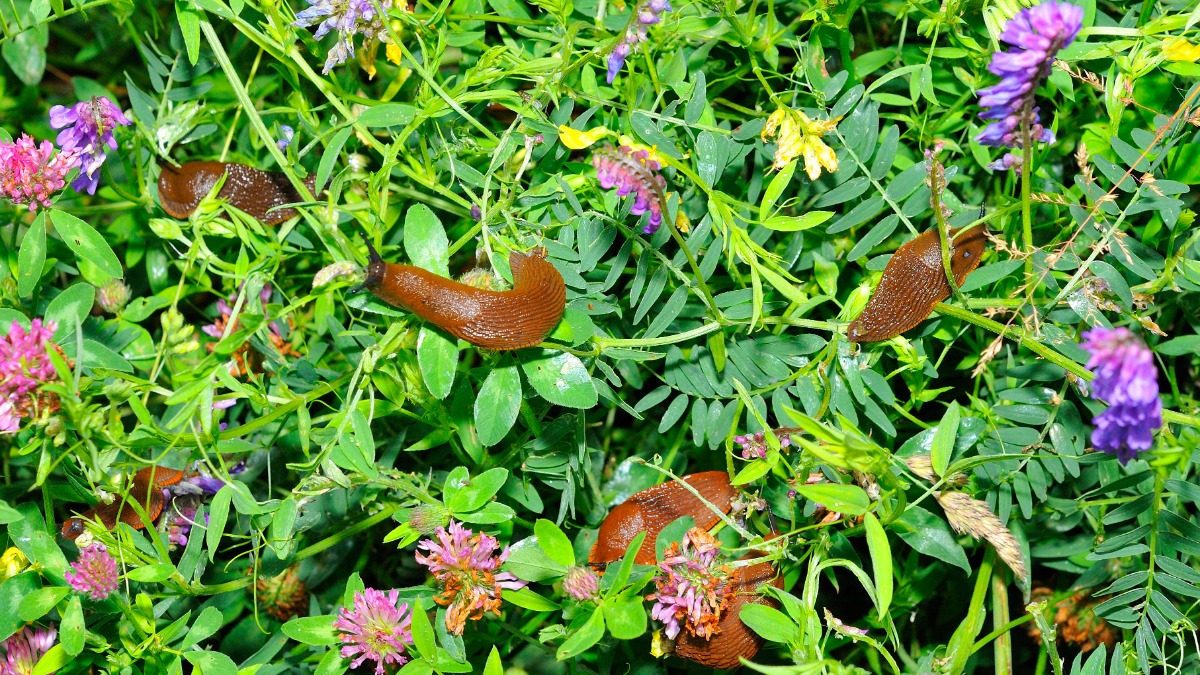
[592,145,668,234]
[65,544,120,601]
[0,135,80,211]
[562,566,600,602]
[415,520,525,635]
[1081,327,1162,464]
[976,0,1082,169]
[293,0,393,74]
[0,319,61,434]
[606,0,672,83]
[48,96,132,195]
[333,588,414,675]
[734,430,793,460]
[647,527,733,640]
[1,625,57,675]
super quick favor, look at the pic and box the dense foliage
[1,0,1199,672]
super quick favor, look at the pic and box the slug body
[847,224,987,342]
[62,467,187,540]
[158,161,316,225]
[589,471,737,566]
[363,245,566,351]
[673,555,784,669]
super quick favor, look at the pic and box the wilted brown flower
[253,566,309,621]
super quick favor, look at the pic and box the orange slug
[588,471,738,567]
[62,466,188,540]
[157,161,316,225]
[359,239,566,351]
[673,555,784,669]
[847,224,987,343]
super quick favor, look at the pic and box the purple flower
[333,588,414,675]
[647,527,733,640]
[0,135,80,210]
[1081,327,1162,464]
[416,521,525,635]
[277,125,295,151]
[976,1,1082,162]
[48,96,132,195]
[0,319,61,434]
[734,430,792,460]
[592,145,668,234]
[562,566,600,601]
[294,0,393,74]
[65,544,120,601]
[162,470,227,547]
[1,625,57,675]
[606,0,671,83]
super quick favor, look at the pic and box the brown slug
[588,471,738,566]
[847,224,987,343]
[157,161,316,225]
[62,466,188,540]
[359,239,566,351]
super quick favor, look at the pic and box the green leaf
[2,28,47,87]
[410,597,436,661]
[45,282,95,341]
[206,485,232,562]
[182,650,238,674]
[763,211,834,232]
[520,350,598,409]
[175,0,201,65]
[0,573,42,641]
[535,519,575,568]
[17,587,69,622]
[895,505,971,575]
[403,204,449,276]
[795,483,871,516]
[930,402,960,478]
[863,512,893,619]
[125,563,176,583]
[317,126,353,192]
[417,327,458,400]
[759,159,797,221]
[475,363,522,446]
[17,212,46,297]
[603,599,647,639]
[505,538,567,582]
[30,644,67,675]
[60,596,84,656]
[739,602,799,643]
[359,103,417,128]
[281,615,339,646]
[504,587,560,612]
[48,210,123,279]
[181,606,224,649]
[482,648,503,675]
[732,459,772,485]
[556,609,605,660]
[446,467,508,513]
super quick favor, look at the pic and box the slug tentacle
[847,224,987,343]
[157,161,316,225]
[365,247,566,351]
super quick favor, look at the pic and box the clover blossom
[293,0,393,74]
[333,588,414,675]
[976,0,1083,170]
[0,319,61,434]
[0,135,80,210]
[1,625,57,675]
[647,527,734,641]
[1081,327,1162,464]
[606,0,671,83]
[49,96,132,195]
[202,284,300,376]
[563,566,600,602]
[592,145,668,234]
[65,543,120,601]
[415,520,526,635]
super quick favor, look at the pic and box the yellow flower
[761,108,841,178]
[1164,38,1200,63]
[557,125,613,149]
[386,42,403,66]
[1,547,29,582]
[617,135,669,166]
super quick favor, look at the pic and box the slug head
[61,517,86,540]
[352,234,387,294]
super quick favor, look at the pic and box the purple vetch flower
[1081,327,1162,464]
[416,520,526,635]
[333,588,414,675]
[646,527,734,641]
[48,96,132,195]
[0,319,61,434]
[277,125,295,151]
[562,566,600,601]
[592,145,668,234]
[606,0,672,83]
[293,0,394,74]
[976,0,1082,163]
[1,625,57,675]
[65,544,120,601]
[0,135,80,210]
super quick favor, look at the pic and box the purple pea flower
[976,1,1082,167]
[277,125,295,150]
[48,96,132,195]
[333,588,414,675]
[293,0,393,74]
[65,544,120,601]
[1080,327,1162,464]
[592,145,668,234]
[606,0,672,83]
